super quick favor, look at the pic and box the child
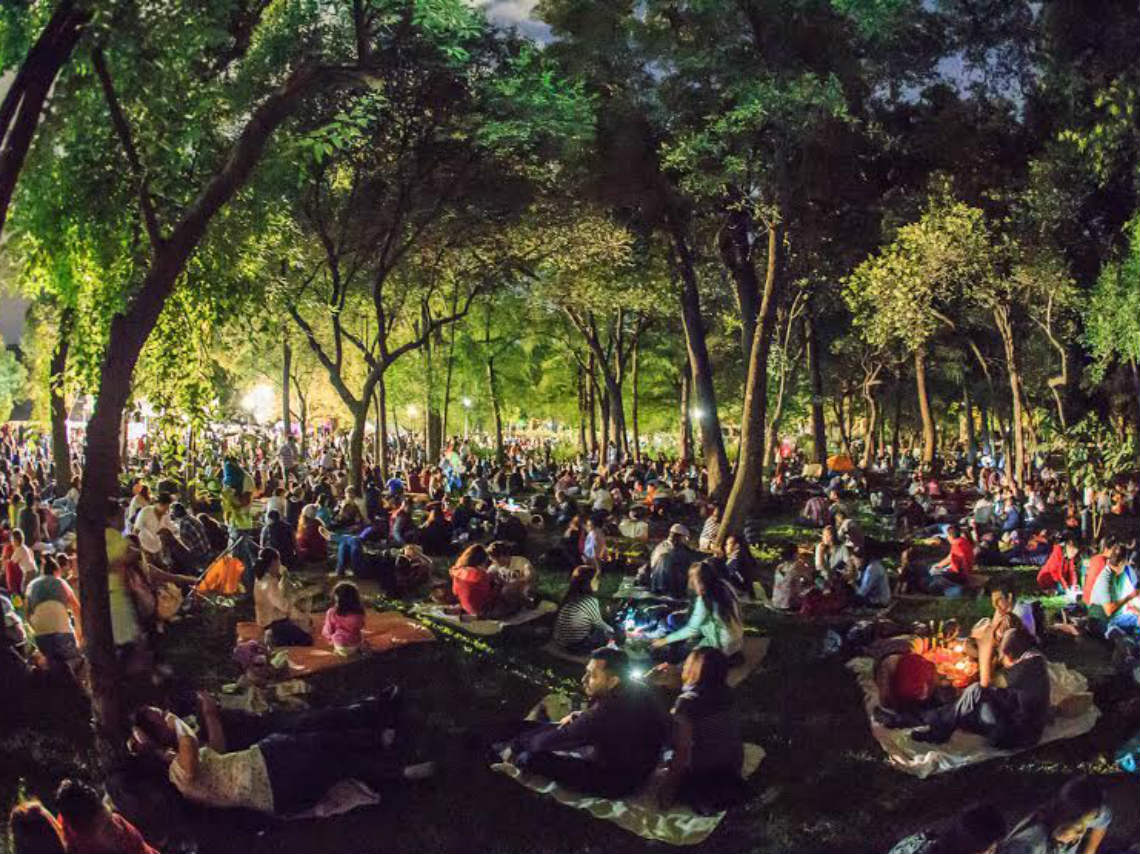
[323,581,366,656]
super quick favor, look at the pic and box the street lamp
[690,406,705,421]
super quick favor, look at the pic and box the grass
[2,508,1138,854]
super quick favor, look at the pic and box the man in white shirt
[618,509,649,542]
[134,492,176,538]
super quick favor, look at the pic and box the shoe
[911,726,951,744]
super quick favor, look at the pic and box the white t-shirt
[11,544,37,591]
[134,505,174,537]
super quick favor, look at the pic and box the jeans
[922,682,1032,748]
[220,693,400,751]
[1108,610,1140,639]
[258,728,401,814]
[493,721,645,798]
[336,536,362,575]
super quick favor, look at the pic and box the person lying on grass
[911,628,1049,748]
[494,646,670,799]
[127,690,432,817]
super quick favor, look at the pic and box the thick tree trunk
[995,310,1026,487]
[487,355,505,464]
[50,307,74,487]
[348,404,367,493]
[282,341,292,437]
[963,382,976,467]
[669,221,730,498]
[860,384,878,470]
[890,375,902,466]
[427,409,442,463]
[576,364,588,456]
[719,220,783,544]
[600,386,610,457]
[805,313,827,465]
[914,347,936,464]
[587,352,598,454]
[0,1,89,243]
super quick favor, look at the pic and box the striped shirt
[553,594,610,649]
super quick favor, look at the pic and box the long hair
[561,565,597,605]
[253,547,279,580]
[455,543,489,569]
[693,560,741,627]
[684,647,731,693]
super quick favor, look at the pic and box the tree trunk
[891,374,902,466]
[282,341,292,437]
[914,347,936,464]
[600,386,610,457]
[669,221,730,498]
[427,409,442,463]
[719,220,783,544]
[487,355,505,464]
[860,375,879,470]
[442,294,458,441]
[0,1,89,243]
[348,404,367,493]
[376,376,389,482]
[587,351,598,454]
[833,394,853,459]
[718,206,761,364]
[995,309,1026,487]
[631,337,641,461]
[963,382,976,467]
[805,312,827,465]
[576,364,588,456]
[50,307,74,487]
[679,363,693,464]
[76,62,345,751]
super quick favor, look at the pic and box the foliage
[0,348,27,421]
[1086,215,1140,380]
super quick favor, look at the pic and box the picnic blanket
[492,742,765,845]
[847,656,1100,778]
[235,610,434,677]
[288,779,380,820]
[411,600,557,636]
[613,576,686,604]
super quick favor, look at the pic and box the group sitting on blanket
[489,645,748,812]
[771,537,891,614]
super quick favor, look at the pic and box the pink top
[322,607,365,649]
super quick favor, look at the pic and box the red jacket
[1037,544,1076,591]
[450,565,494,616]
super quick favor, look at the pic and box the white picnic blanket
[492,742,765,846]
[412,600,557,636]
[288,779,380,820]
[847,656,1100,778]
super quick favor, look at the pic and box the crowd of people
[0,422,1136,852]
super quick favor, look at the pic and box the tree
[0,347,26,420]
[1086,214,1140,434]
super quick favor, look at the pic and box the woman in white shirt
[252,547,312,647]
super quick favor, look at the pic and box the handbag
[126,563,156,621]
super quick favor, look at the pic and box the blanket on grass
[847,656,1099,778]
[411,600,556,636]
[235,610,434,677]
[492,742,765,845]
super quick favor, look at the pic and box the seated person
[771,543,812,610]
[1081,539,1116,606]
[127,697,432,817]
[497,647,670,798]
[294,505,329,563]
[322,581,366,656]
[449,544,517,619]
[252,547,312,647]
[912,628,1049,748]
[170,503,212,567]
[487,541,535,609]
[553,491,579,526]
[259,509,297,570]
[647,525,701,599]
[618,508,650,542]
[723,534,758,595]
[996,775,1111,854]
[450,495,476,539]
[658,648,746,812]
[847,549,891,608]
[888,803,1006,854]
[833,508,864,551]
[814,525,850,575]
[698,506,720,552]
[1037,535,1081,593]
[652,561,743,663]
[417,504,451,556]
[492,510,529,548]
[582,517,609,569]
[924,525,975,597]
[333,519,388,581]
[552,565,615,653]
[799,495,830,527]
[871,640,937,725]
[389,499,417,546]
[1087,547,1139,640]
[55,778,157,854]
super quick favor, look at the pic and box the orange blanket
[236,610,435,677]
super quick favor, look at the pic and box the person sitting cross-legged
[494,647,670,799]
[551,565,615,654]
[911,628,1049,749]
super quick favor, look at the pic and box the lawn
[2,511,1138,854]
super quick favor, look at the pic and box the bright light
[690,407,705,420]
[462,397,472,408]
[242,385,277,423]
[406,404,419,418]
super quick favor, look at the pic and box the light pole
[462,397,472,440]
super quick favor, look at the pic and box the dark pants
[264,618,312,647]
[258,728,403,815]
[922,683,1029,748]
[220,693,401,751]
